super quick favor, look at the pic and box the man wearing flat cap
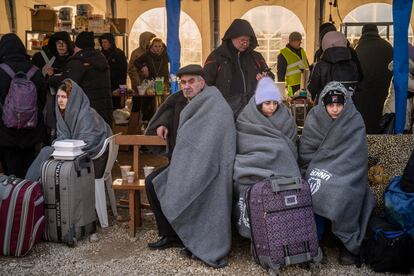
[204,19,274,117]
[277,31,309,97]
[49,31,113,125]
[145,64,236,268]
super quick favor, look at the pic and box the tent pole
[6,0,17,33]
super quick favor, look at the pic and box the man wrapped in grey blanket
[233,77,299,238]
[299,81,375,261]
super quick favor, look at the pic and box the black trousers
[145,165,178,237]
[0,146,36,178]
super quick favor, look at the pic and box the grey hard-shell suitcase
[41,153,96,246]
[248,176,322,275]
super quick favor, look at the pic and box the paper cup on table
[126,171,135,183]
[143,166,155,178]
[120,165,131,180]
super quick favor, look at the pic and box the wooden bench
[112,135,166,237]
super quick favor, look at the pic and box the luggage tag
[0,175,17,201]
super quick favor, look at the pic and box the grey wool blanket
[153,86,236,268]
[233,97,300,237]
[26,79,111,181]
[299,81,375,254]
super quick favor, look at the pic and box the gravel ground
[0,210,392,276]
[1,150,410,275]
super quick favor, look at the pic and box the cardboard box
[31,9,57,32]
[76,4,93,17]
[109,18,129,34]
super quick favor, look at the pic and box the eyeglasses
[234,37,250,45]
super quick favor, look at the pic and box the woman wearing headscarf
[307,31,359,103]
[0,33,47,178]
[26,79,112,181]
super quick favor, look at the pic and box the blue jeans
[314,214,326,241]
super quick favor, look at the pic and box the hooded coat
[354,24,393,134]
[49,47,113,126]
[128,32,156,91]
[0,33,47,148]
[308,31,359,102]
[31,31,74,76]
[203,19,272,117]
[99,33,128,91]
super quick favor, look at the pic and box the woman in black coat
[133,38,170,121]
[354,24,393,134]
[0,33,47,177]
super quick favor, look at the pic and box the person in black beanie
[49,31,113,125]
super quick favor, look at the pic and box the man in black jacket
[31,31,74,78]
[49,31,113,125]
[203,19,273,117]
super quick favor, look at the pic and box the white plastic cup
[143,166,155,178]
[126,171,135,183]
[120,165,131,180]
[138,85,146,96]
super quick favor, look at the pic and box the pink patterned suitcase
[0,176,45,256]
[248,176,322,274]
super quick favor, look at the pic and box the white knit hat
[254,77,282,105]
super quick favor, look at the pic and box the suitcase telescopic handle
[270,177,302,192]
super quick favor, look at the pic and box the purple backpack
[0,63,38,129]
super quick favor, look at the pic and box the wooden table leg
[128,190,138,237]
[136,191,142,227]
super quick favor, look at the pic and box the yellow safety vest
[280,47,309,96]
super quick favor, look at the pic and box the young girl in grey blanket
[299,81,375,265]
[26,79,112,181]
[233,77,299,238]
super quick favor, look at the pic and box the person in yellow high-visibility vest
[277,32,309,97]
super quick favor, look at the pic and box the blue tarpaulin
[166,0,181,93]
[392,0,413,133]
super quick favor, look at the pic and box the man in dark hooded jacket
[203,19,273,117]
[49,31,113,125]
[99,33,128,92]
[31,31,74,78]
[0,33,47,178]
[354,24,393,134]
